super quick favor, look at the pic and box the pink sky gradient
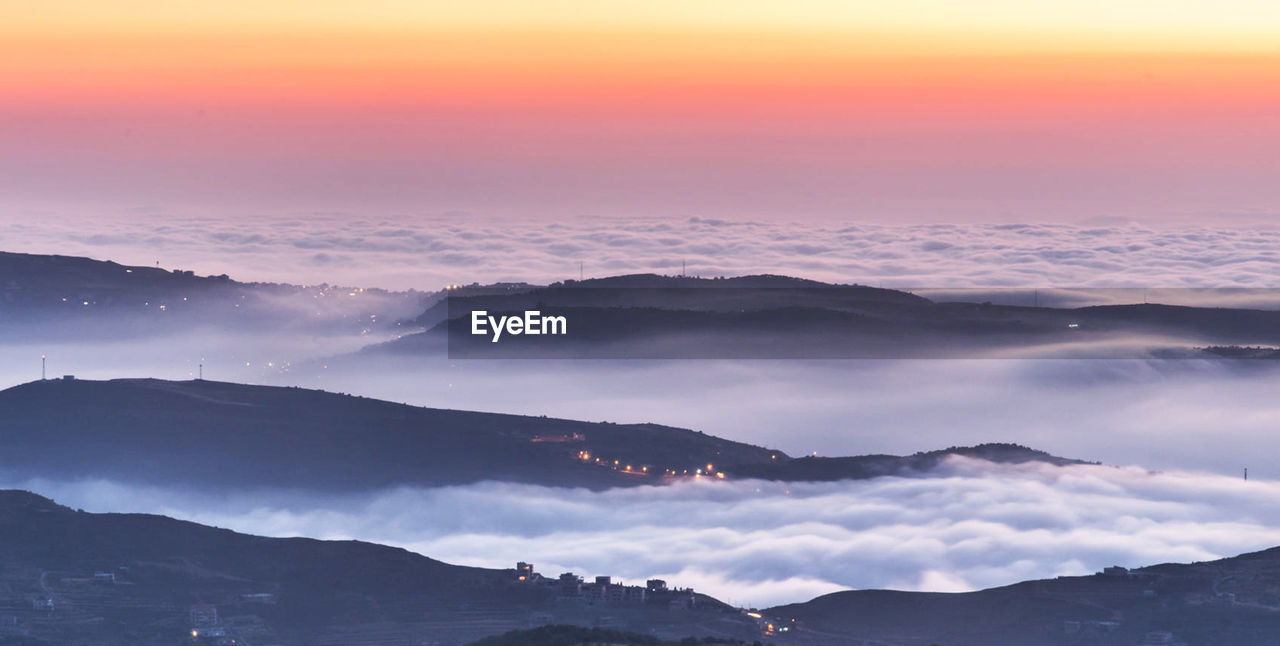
[1,6,1279,223]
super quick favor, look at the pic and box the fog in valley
[4,217,1280,610]
[8,458,1280,608]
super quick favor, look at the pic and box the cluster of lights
[576,451,725,479]
[576,451,650,475]
[744,612,797,636]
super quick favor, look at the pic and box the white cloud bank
[4,214,1279,294]
[11,458,1280,608]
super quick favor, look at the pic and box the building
[189,604,218,627]
[558,572,583,597]
[646,579,667,593]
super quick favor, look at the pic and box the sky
[2,1,1279,223]
[6,1,1280,612]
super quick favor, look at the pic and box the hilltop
[0,490,750,645]
[0,378,782,491]
[730,443,1095,481]
[765,545,1280,645]
[379,275,1280,359]
[0,250,421,340]
[0,379,1094,492]
[7,490,1280,645]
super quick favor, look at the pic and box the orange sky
[1,2,1278,221]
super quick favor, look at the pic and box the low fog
[3,333,1279,477]
[10,458,1280,608]
[303,356,1280,478]
[5,227,1280,611]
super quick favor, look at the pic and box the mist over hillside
[7,488,1280,645]
[0,377,1090,493]
[4,251,1280,619]
[0,490,746,645]
[400,276,1280,359]
[0,250,425,342]
[0,377,783,491]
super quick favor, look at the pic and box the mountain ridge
[0,378,1094,492]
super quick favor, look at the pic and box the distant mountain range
[364,273,1280,359]
[6,250,1280,358]
[5,489,1280,646]
[0,378,1088,491]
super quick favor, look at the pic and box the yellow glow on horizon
[2,1,1280,54]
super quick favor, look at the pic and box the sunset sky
[2,1,1278,222]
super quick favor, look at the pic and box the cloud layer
[4,214,1279,294]
[11,458,1280,608]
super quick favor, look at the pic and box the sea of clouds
[6,213,1280,609]
[11,457,1280,608]
[4,213,1279,294]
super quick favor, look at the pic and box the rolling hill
[0,378,1097,492]
[0,490,751,646]
[369,274,1280,359]
[765,545,1280,646]
[6,490,1280,646]
[0,378,783,491]
[0,250,420,340]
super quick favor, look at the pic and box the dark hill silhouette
[0,490,750,645]
[383,278,1280,359]
[0,378,782,491]
[7,490,1280,645]
[731,443,1095,481]
[766,545,1280,645]
[410,275,924,329]
[0,490,511,644]
[0,379,1094,491]
[0,250,419,340]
